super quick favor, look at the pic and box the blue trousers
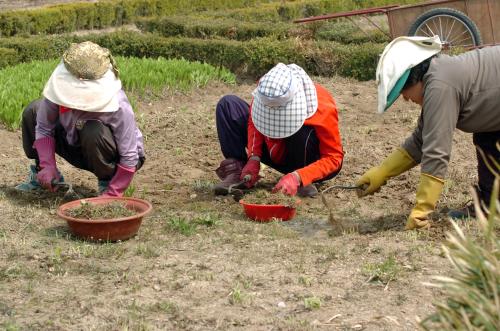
[216,95,340,181]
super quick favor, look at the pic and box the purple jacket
[36,90,145,168]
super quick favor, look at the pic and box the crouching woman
[16,41,145,197]
[214,63,344,197]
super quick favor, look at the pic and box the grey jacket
[402,46,500,178]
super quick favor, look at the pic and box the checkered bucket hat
[251,63,318,139]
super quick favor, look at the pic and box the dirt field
[0,0,97,11]
[0,76,478,330]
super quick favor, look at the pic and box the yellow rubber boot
[405,173,444,230]
[356,148,416,197]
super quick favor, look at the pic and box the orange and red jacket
[247,83,343,186]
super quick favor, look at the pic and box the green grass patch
[164,213,220,236]
[362,255,401,284]
[304,296,321,310]
[0,56,235,129]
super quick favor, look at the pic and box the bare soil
[0,0,97,11]
[0,76,478,330]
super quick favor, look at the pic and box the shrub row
[135,16,292,41]
[209,0,421,22]
[0,31,383,80]
[314,21,389,44]
[136,15,390,44]
[0,0,275,37]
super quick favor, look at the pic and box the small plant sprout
[228,286,246,305]
[124,183,136,197]
[362,255,401,284]
[304,296,321,310]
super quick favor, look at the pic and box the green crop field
[0,57,235,129]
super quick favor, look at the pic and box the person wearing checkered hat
[356,36,500,229]
[214,63,344,197]
[16,41,145,197]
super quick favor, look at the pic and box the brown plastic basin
[57,197,152,241]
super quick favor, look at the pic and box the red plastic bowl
[239,200,299,222]
[57,197,152,241]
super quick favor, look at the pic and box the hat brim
[43,62,122,112]
[384,69,410,111]
[251,65,318,139]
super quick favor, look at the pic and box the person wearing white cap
[356,36,500,229]
[214,63,344,197]
[16,41,145,197]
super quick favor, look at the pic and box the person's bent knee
[216,95,241,115]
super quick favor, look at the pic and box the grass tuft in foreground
[0,57,235,130]
[420,174,499,330]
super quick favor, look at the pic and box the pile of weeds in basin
[243,190,298,208]
[0,56,235,129]
[66,200,135,220]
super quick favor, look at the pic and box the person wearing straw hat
[356,36,500,229]
[15,41,145,197]
[214,63,343,197]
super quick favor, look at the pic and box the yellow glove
[356,148,416,197]
[405,173,444,230]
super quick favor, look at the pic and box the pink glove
[272,172,301,196]
[101,164,135,197]
[241,158,260,188]
[33,136,60,192]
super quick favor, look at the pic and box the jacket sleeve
[247,102,265,159]
[35,98,59,139]
[108,94,140,168]
[402,80,459,179]
[296,96,344,186]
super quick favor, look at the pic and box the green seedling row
[0,57,235,130]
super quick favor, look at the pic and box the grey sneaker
[97,179,110,195]
[15,165,65,192]
[448,203,476,220]
[15,165,41,192]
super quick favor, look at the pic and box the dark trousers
[21,100,143,181]
[474,131,500,205]
[216,95,340,181]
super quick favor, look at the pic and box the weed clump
[420,178,500,330]
[243,190,298,208]
[66,200,135,220]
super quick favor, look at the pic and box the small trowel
[228,174,251,202]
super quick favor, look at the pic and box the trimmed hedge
[0,32,383,80]
[209,0,421,22]
[136,16,291,41]
[0,0,276,37]
[136,15,391,44]
[315,21,389,44]
[0,47,18,68]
